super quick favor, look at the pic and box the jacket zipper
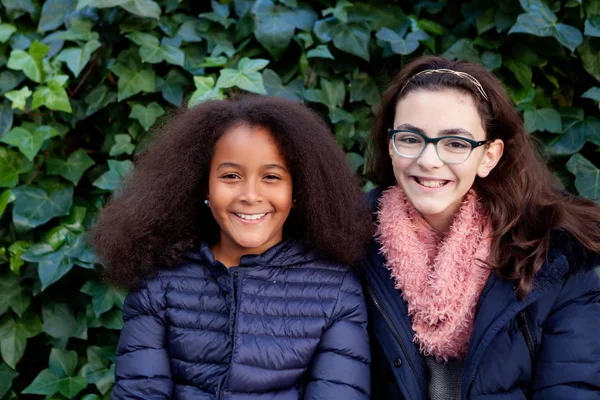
[364,284,421,389]
[219,270,241,400]
[466,310,536,399]
[518,310,535,361]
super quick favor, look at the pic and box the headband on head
[400,68,490,102]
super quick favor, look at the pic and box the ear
[388,135,394,159]
[477,139,504,178]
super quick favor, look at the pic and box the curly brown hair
[367,56,600,299]
[91,95,372,289]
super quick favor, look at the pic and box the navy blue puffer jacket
[111,238,371,399]
[363,188,600,400]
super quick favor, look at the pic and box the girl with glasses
[363,56,600,400]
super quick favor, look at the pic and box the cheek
[451,162,480,183]
[391,156,412,174]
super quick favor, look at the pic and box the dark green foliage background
[0,0,599,398]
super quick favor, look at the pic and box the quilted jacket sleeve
[304,270,371,400]
[532,266,600,400]
[111,277,173,399]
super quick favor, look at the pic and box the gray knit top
[424,356,464,400]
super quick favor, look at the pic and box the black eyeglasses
[388,129,490,164]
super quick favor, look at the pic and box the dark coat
[111,238,371,400]
[362,188,600,400]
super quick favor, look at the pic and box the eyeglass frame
[388,129,490,165]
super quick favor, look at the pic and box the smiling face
[390,89,503,232]
[208,124,293,266]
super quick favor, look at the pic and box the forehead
[394,89,485,137]
[212,124,287,164]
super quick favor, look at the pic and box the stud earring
[204,199,210,206]
[482,168,488,174]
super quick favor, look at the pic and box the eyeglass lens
[393,132,473,164]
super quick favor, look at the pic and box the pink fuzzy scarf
[376,186,492,361]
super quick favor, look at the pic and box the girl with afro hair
[91,95,373,400]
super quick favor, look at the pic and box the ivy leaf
[49,348,78,377]
[306,44,335,59]
[200,0,234,29]
[93,159,133,191]
[42,302,87,341]
[585,16,600,37]
[442,38,480,63]
[0,363,19,398]
[38,0,76,32]
[31,77,73,113]
[329,107,355,124]
[0,313,43,369]
[81,280,126,317]
[0,270,30,317]
[0,101,14,136]
[77,0,161,19]
[524,108,562,133]
[349,71,379,106]
[1,125,55,161]
[550,118,600,155]
[126,32,185,66]
[129,102,165,131]
[0,71,24,96]
[566,153,600,200]
[0,23,17,43]
[578,37,600,83]
[262,69,303,101]
[56,40,102,77]
[87,305,124,330]
[216,57,269,94]
[7,42,49,83]
[376,28,422,55]
[188,76,224,107]
[504,59,532,88]
[47,149,95,184]
[176,20,204,43]
[22,350,87,397]
[0,189,16,219]
[481,51,502,71]
[162,69,188,106]
[0,147,32,188]
[305,78,345,111]
[108,62,156,101]
[81,346,114,395]
[346,152,364,172]
[508,0,582,51]
[84,84,117,116]
[252,0,297,59]
[582,87,600,110]
[314,18,370,61]
[12,185,74,231]
[4,86,32,110]
[8,240,30,274]
[109,134,135,156]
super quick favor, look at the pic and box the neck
[210,242,240,268]
[422,213,455,235]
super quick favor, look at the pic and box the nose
[240,179,263,204]
[417,142,444,170]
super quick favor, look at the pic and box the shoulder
[548,228,599,277]
[365,187,386,215]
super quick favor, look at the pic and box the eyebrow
[393,123,475,139]
[216,162,287,171]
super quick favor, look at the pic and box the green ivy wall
[0,0,599,398]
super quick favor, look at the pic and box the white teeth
[235,213,266,221]
[417,178,447,188]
